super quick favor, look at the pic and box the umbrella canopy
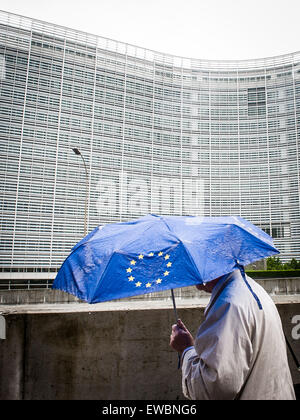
[52,214,279,304]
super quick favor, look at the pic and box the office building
[0,10,299,276]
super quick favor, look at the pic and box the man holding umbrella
[170,269,296,400]
[53,213,295,399]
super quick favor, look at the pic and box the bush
[266,256,300,270]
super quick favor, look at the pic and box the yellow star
[128,275,135,281]
[149,252,154,257]
[164,254,170,260]
[126,267,132,273]
[130,260,136,265]
[158,251,163,256]
[135,281,142,287]
[156,278,162,284]
[164,271,169,276]
[138,254,144,260]
[146,282,152,288]
[166,262,172,268]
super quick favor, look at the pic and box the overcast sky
[1,0,300,60]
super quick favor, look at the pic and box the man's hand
[169,319,194,355]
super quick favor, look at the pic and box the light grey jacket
[181,270,295,400]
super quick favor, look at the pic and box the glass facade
[0,10,299,273]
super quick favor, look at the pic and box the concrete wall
[0,302,299,400]
[1,277,300,305]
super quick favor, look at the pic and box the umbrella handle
[171,288,178,322]
[170,289,181,369]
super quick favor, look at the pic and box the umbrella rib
[159,216,172,231]
[160,217,203,283]
[179,240,203,283]
[90,251,117,302]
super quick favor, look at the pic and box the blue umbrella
[52,214,279,309]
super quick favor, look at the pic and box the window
[248,87,266,117]
[260,223,290,238]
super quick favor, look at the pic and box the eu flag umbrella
[52,214,279,308]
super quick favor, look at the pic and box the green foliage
[266,256,300,270]
[288,258,300,269]
[266,256,283,270]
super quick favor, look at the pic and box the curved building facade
[0,10,299,274]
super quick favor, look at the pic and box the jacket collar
[204,270,236,316]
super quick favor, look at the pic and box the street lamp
[72,147,89,237]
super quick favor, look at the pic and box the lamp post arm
[71,147,89,237]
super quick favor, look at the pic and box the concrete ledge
[0,289,82,305]
[256,278,300,295]
[1,294,299,315]
[1,277,300,305]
